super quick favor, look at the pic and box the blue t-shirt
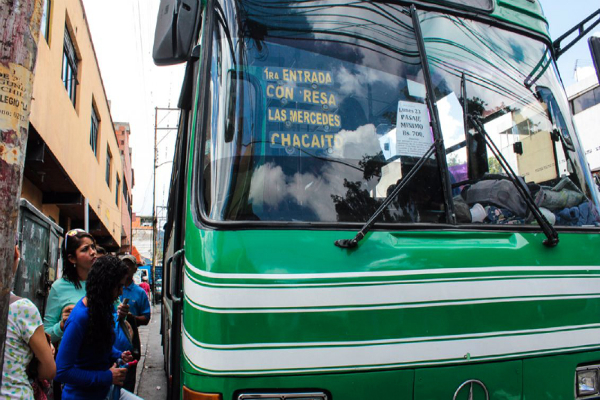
[120,283,151,320]
[55,299,121,400]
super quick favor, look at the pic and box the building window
[115,175,120,205]
[90,104,99,156]
[123,184,127,207]
[571,85,600,115]
[62,26,78,105]
[106,149,112,186]
[40,0,51,42]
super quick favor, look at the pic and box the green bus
[153,0,600,398]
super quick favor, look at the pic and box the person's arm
[109,364,127,386]
[120,350,133,363]
[59,304,75,331]
[117,301,129,321]
[55,310,112,387]
[15,299,56,381]
[134,314,149,326]
[28,327,56,381]
[136,291,152,326]
[43,284,64,342]
[111,346,122,360]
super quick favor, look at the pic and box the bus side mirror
[589,36,600,84]
[153,0,201,66]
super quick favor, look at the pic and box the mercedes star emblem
[453,379,490,400]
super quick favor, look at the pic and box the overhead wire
[131,0,156,215]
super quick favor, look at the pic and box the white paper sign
[379,128,397,160]
[407,79,426,99]
[396,101,433,157]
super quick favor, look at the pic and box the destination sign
[265,84,337,108]
[268,107,341,128]
[263,66,342,140]
[263,67,334,86]
[270,131,342,151]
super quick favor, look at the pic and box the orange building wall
[28,0,123,243]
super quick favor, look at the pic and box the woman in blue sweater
[56,255,142,400]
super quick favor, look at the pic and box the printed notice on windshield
[396,101,432,157]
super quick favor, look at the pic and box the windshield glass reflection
[200,1,600,228]
[202,0,446,223]
[420,11,600,226]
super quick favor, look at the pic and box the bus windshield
[200,0,600,227]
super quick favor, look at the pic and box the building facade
[115,122,134,253]
[132,213,153,263]
[21,0,126,250]
[567,74,600,175]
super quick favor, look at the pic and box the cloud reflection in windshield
[248,123,382,221]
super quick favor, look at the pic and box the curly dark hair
[85,255,128,352]
[62,229,96,289]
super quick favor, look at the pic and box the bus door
[162,48,199,396]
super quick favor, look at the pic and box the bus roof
[422,0,550,40]
[492,0,549,39]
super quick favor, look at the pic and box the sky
[82,0,184,216]
[81,0,599,216]
[541,1,600,86]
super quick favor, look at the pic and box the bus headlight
[577,367,599,397]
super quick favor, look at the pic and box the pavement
[134,303,167,399]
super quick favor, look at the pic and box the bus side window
[201,19,222,216]
[437,92,472,188]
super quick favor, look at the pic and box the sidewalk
[134,304,167,399]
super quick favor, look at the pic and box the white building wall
[567,75,600,172]
[133,228,153,262]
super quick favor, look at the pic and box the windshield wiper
[334,141,438,249]
[467,116,559,247]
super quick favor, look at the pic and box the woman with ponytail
[55,255,141,400]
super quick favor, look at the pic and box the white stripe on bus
[185,258,600,281]
[184,269,600,288]
[184,293,600,313]
[184,345,600,375]
[184,322,600,349]
[183,274,600,310]
[181,324,600,374]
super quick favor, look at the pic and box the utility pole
[152,107,157,304]
[152,107,178,304]
[0,0,43,380]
